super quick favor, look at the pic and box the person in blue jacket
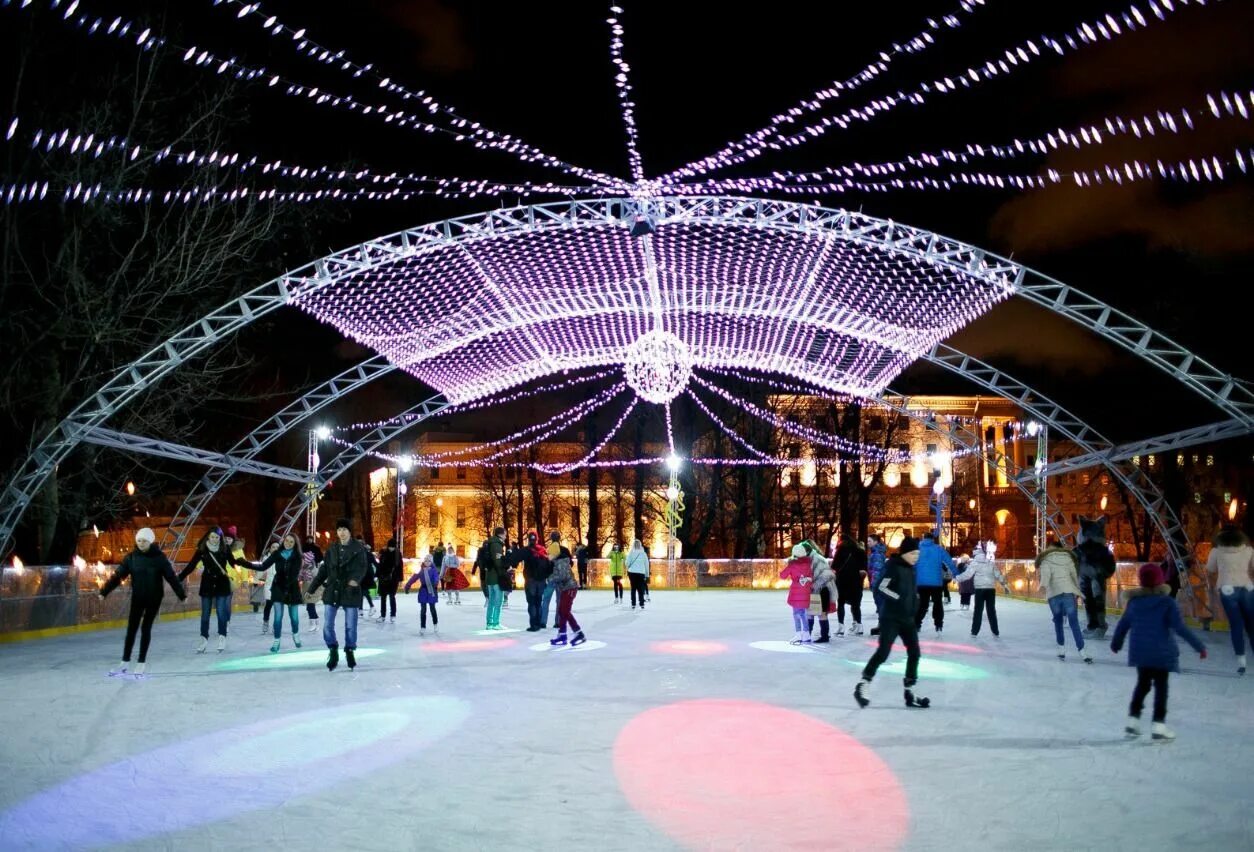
[913,533,954,635]
[1111,563,1207,742]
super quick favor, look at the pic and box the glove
[1199,648,1208,660]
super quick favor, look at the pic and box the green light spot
[215,648,386,672]
[842,657,988,680]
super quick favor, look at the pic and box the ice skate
[376,614,386,624]
[433,625,439,635]
[109,661,128,676]
[270,640,280,654]
[835,624,845,637]
[1082,651,1093,664]
[419,628,426,636]
[260,621,268,634]
[389,616,396,624]
[345,649,356,670]
[195,637,207,654]
[1057,644,1066,661]
[904,688,931,709]
[852,622,864,636]
[326,648,339,671]
[131,662,146,677]
[1238,654,1247,675]
[814,620,830,643]
[551,632,568,646]
[570,631,587,647]
[934,626,943,637]
[293,634,302,648]
[307,621,320,633]
[1124,716,1141,738]
[789,631,803,645]
[1150,722,1175,741]
[216,635,227,653]
[854,679,870,708]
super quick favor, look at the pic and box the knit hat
[335,518,352,532]
[386,538,397,548]
[791,543,808,559]
[1138,562,1163,588]
[135,527,155,544]
[898,536,920,556]
[224,525,238,538]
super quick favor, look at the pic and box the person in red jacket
[779,543,814,644]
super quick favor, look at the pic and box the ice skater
[867,533,886,634]
[951,542,1009,637]
[250,533,305,653]
[806,541,836,643]
[442,543,467,605]
[416,553,441,636]
[1036,543,1091,662]
[478,527,507,630]
[257,542,278,633]
[855,537,930,709]
[626,539,650,610]
[608,542,626,602]
[1111,563,1207,741]
[177,527,238,653]
[548,544,587,647]
[375,538,402,623]
[832,533,867,637]
[1204,524,1254,675]
[913,532,954,636]
[780,544,814,644]
[306,519,369,671]
[100,528,187,678]
[299,545,320,633]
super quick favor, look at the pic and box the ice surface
[0,592,1250,851]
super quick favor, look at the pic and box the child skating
[780,544,814,644]
[547,545,587,647]
[854,536,930,709]
[1110,563,1207,741]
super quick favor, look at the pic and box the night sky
[13,0,1254,444]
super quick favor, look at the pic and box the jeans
[1219,588,1254,656]
[971,589,999,636]
[123,600,161,663]
[420,600,438,629]
[837,587,862,625]
[915,586,944,630]
[322,604,359,650]
[612,575,624,600]
[1048,593,1085,650]
[862,620,921,685]
[200,594,231,638]
[791,606,809,633]
[541,582,556,627]
[525,579,545,629]
[1080,573,1107,630]
[557,588,580,633]
[1130,667,1169,722]
[629,573,647,607]
[486,583,503,627]
[272,604,299,638]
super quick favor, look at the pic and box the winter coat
[626,548,650,576]
[416,565,441,604]
[307,538,369,608]
[779,558,814,608]
[548,547,578,592]
[1074,539,1115,582]
[516,543,551,583]
[432,546,446,570]
[810,554,836,596]
[478,537,506,587]
[102,545,186,605]
[876,554,919,626]
[256,549,305,606]
[376,548,403,593]
[831,542,867,592]
[576,546,589,570]
[952,552,1006,591]
[1110,586,1204,672]
[177,545,236,598]
[868,542,887,581]
[608,551,626,577]
[914,539,954,587]
[1205,528,1254,591]
[1036,547,1082,599]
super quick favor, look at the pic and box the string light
[531,393,640,474]
[606,4,645,182]
[659,0,1220,184]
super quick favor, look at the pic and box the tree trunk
[585,415,600,557]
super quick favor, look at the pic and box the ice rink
[1,590,1250,851]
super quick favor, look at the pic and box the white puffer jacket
[952,552,1005,590]
[1036,547,1081,598]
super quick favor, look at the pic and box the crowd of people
[98,517,1253,737]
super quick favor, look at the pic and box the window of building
[548,506,559,529]
[1206,455,1215,467]
[572,506,581,529]
[482,507,493,529]
[456,466,466,480]
[456,505,466,528]
[429,467,439,480]
[428,507,439,527]
[900,500,913,516]
[570,469,580,481]
[926,443,937,456]
[1176,454,1184,467]
[868,415,884,430]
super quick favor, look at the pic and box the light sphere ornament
[624,330,692,405]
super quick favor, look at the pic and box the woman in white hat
[99,528,187,677]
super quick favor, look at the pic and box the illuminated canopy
[289,197,1019,404]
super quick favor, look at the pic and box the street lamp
[930,478,947,543]
[663,455,683,585]
[314,425,332,440]
[666,453,682,473]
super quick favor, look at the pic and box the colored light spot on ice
[425,638,516,653]
[214,647,386,671]
[651,640,727,656]
[843,657,989,680]
[749,640,817,654]
[863,639,985,655]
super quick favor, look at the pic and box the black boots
[326,647,339,671]
[345,649,356,670]
[815,619,831,643]
[903,678,930,708]
[854,679,870,708]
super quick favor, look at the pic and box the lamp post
[308,425,332,538]
[1027,420,1048,555]
[930,478,948,543]
[665,454,683,587]
[396,455,412,558]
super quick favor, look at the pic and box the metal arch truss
[268,394,451,544]
[78,427,311,482]
[1,196,1248,562]
[1031,420,1250,480]
[161,356,397,555]
[923,343,1193,563]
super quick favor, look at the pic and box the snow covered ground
[0,590,1250,851]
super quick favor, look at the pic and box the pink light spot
[614,699,908,850]
[424,638,516,653]
[864,640,984,655]
[650,640,728,656]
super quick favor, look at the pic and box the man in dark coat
[375,538,403,623]
[855,537,930,709]
[100,527,186,677]
[480,527,507,629]
[307,518,369,671]
[832,534,868,636]
[575,542,589,589]
[515,531,552,631]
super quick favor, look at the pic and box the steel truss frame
[78,426,312,483]
[1,197,1247,564]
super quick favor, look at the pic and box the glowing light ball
[842,657,988,680]
[614,700,907,850]
[215,648,386,671]
[624,329,692,403]
[651,640,728,656]
[0,697,469,848]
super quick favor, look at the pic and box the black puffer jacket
[255,549,305,606]
[875,554,919,626]
[102,545,186,605]
[832,542,868,592]
[376,548,402,592]
[177,545,236,598]
[307,539,369,607]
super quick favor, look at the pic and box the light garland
[606,4,645,183]
[682,388,773,461]
[659,0,1222,184]
[531,393,640,475]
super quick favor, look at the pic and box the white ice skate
[195,637,208,654]
[1057,644,1066,661]
[132,662,146,677]
[1151,722,1175,741]
[835,624,845,637]
[216,635,227,653]
[852,622,864,636]
[1238,654,1247,676]
[293,633,302,648]
[307,621,320,633]
[260,621,268,634]
[789,631,804,646]
[1124,716,1141,738]
[109,661,128,676]
[389,617,396,624]
[376,614,386,624]
[1082,651,1093,664]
